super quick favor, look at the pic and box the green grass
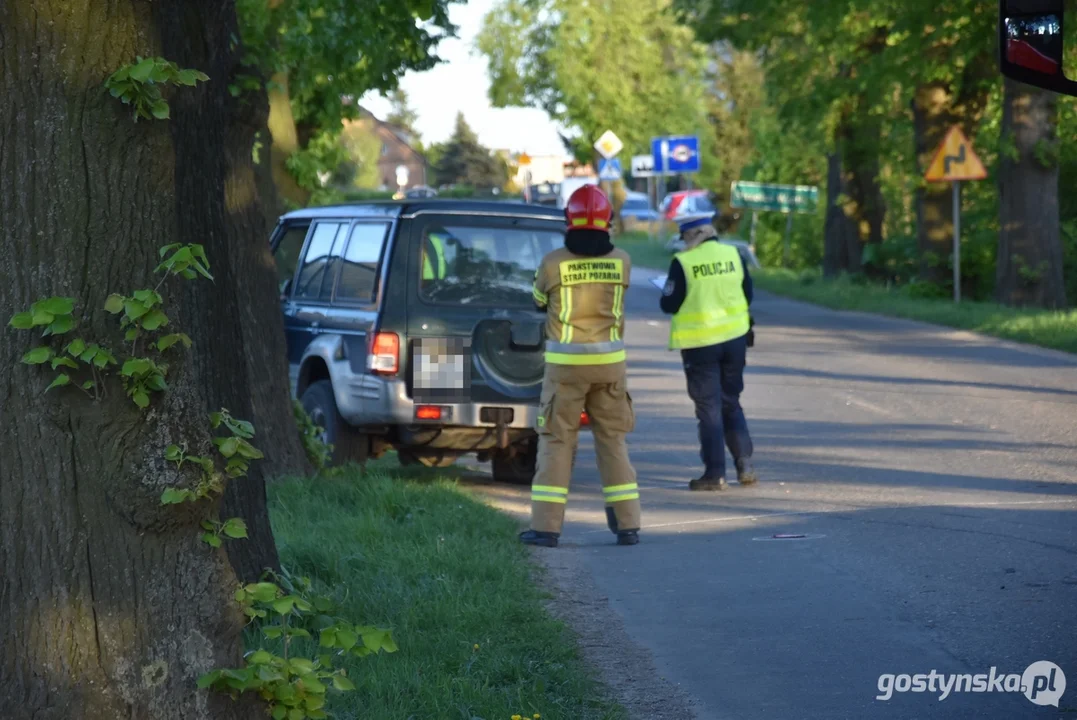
[266,470,627,720]
[612,230,672,271]
[755,268,1077,354]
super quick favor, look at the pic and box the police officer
[660,215,758,490]
[519,185,642,547]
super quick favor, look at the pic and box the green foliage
[293,401,333,471]
[337,120,384,190]
[429,113,508,189]
[199,568,397,719]
[234,0,461,133]
[160,407,263,509]
[9,243,205,404]
[200,517,249,548]
[105,56,209,122]
[478,0,710,165]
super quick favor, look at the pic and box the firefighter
[660,215,758,490]
[519,185,642,548]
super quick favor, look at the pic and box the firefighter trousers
[529,361,641,535]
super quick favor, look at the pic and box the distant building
[511,154,568,188]
[345,107,429,191]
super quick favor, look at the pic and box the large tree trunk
[267,73,311,208]
[0,1,273,716]
[912,58,994,288]
[843,116,886,276]
[913,82,960,285]
[823,150,861,277]
[997,77,1067,308]
[155,4,311,582]
[823,114,883,278]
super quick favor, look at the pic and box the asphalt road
[485,267,1077,720]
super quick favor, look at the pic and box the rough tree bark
[153,2,315,583]
[823,44,887,277]
[996,77,1068,308]
[823,149,862,277]
[0,1,283,716]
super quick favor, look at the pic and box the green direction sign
[730,181,819,213]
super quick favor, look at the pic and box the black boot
[736,458,759,486]
[519,529,559,547]
[605,506,618,534]
[689,475,728,491]
[616,530,640,546]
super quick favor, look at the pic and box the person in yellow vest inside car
[422,231,447,280]
[519,185,642,548]
[660,215,759,491]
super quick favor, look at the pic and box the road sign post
[923,125,988,303]
[730,181,819,266]
[594,130,624,226]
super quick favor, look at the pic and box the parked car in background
[658,189,718,242]
[659,189,716,222]
[404,185,438,199]
[619,191,660,231]
[270,200,572,484]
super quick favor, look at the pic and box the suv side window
[294,221,347,302]
[335,222,390,303]
[273,221,311,295]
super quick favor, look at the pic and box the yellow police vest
[422,234,446,280]
[669,241,750,350]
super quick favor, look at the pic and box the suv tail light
[367,332,399,375]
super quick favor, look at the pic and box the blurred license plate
[413,338,471,402]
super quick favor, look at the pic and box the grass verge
[266,469,627,720]
[612,230,672,271]
[755,268,1077,354]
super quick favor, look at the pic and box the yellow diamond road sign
[924,126,987,182]
[594,130,623,160]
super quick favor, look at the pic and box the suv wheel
[492,437,538,486]
[300,380,370,468]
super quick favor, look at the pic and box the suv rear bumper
[338,372,540,430]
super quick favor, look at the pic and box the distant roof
[353,105,425,161]
[280,199,566,222]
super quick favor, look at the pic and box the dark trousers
[682,335,753,479]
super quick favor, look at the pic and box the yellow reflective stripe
[533,286,548,304]
[532,485,568,495]
[606,492,640,503]
[611,284,624,341]
[532,494,567,504]
[603,483,638,494]
[559,286,574,343]
[676,305,749,324]
[545,349,625,365]
[422,254,433,280]
[570,218,609,228]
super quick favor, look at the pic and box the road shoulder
[529,546,706,720]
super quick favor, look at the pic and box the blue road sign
[651,135,701,174]
[597,157,622,181]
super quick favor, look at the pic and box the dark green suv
[271,200,568,483]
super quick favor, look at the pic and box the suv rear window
[419,222,563,307]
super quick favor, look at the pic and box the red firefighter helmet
[565,184,612,231]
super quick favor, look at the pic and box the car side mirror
[999,0,1077,95]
